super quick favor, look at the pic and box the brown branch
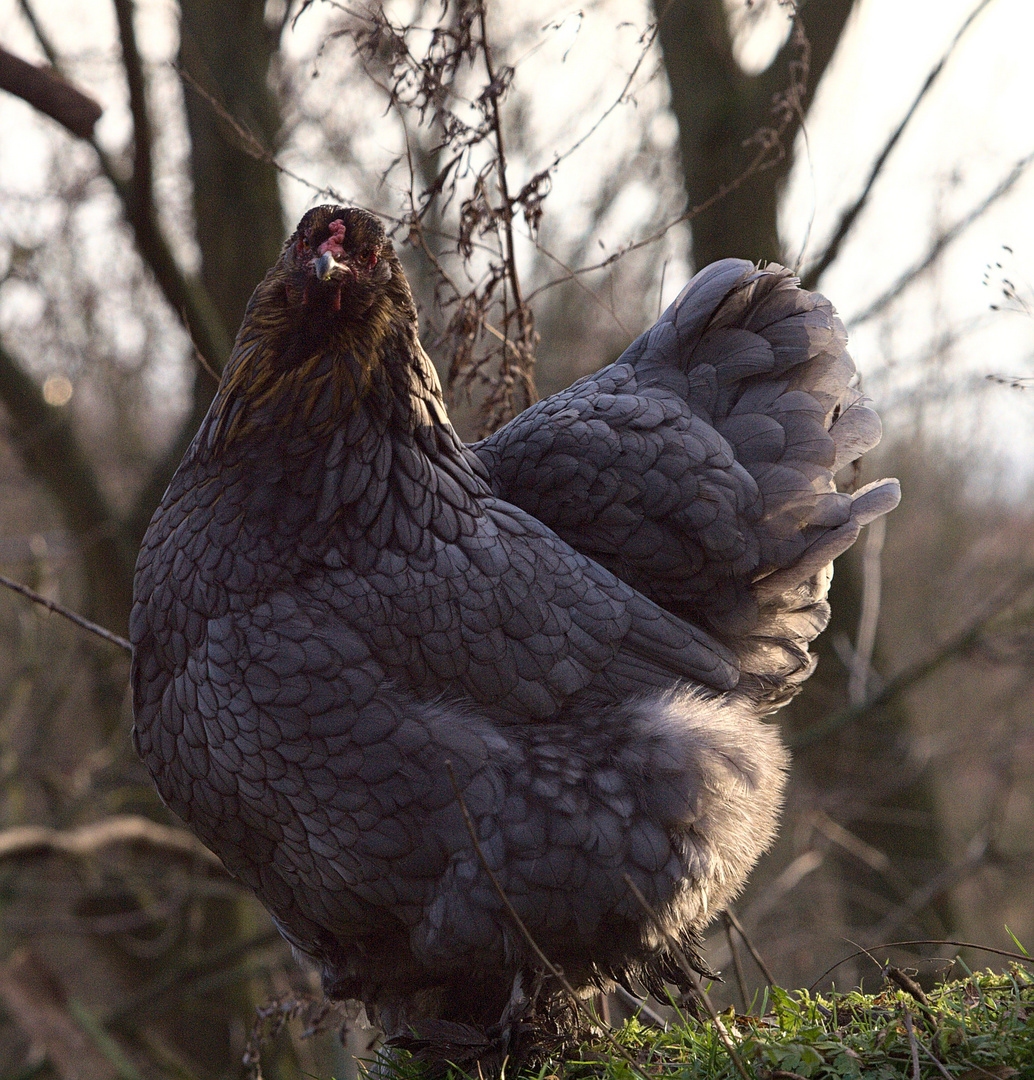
[724,905,777,989]
[902,1009,953,1080]
[0,45,101,137]
[903,1010,921,1080]
[0,815,224,870]
[112,0,155,226]
[20,0,232,373]
[801,0,998,289]
[809,939,1034,991]
[847,145,1034,329]
[17,0,231,554]
[789,568,1034,747]
[886,966,931,1009]
[0,574,131,653]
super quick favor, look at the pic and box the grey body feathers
[131,255,898,1034]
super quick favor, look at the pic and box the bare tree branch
[847,145,1034,329]
[13,0,233,568]
[810,939,1034,990]
[791,567,1034,747]
[0,573,132,653]
[111,0,155,229]
[0,815,224,869]
[0,45,101,137]
[801,0,997,290]
[20,0,232,372]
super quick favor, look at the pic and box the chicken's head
[283,205,401,322]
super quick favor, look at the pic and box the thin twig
[903,1010,921,1080]
[475,0,526,330]
[790,568,1034,747]
[0,574,131,654]
[724,906,777,989]
[528,234,632,334]
[524,22,810,306]
[847,145,1034,329]
[547,22,659,174]
[801,0,997,289]
[407,220,527,360]
[901,1004,954,1080]
[524,143,780,305]
[445,765,573,994]
[809,939,1034,991]
[723,913,750,1014]
[917,1032,956,1080]
[849,515,886,707]
[473,0,537,427]
[623,876,754,1080]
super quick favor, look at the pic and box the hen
[131,205,899,1043]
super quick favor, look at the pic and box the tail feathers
[831,392,885,472]
[740,476,900,707]
[755,478,902,602]
[644,261,901,699]
[472,258,899,705]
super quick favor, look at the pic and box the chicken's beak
[315,252,347,282]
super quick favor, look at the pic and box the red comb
[317,220,346,258]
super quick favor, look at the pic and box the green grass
[391,968,1034,1080]
[576,969,1033,1079]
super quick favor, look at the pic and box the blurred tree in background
[0,0,1031,1076]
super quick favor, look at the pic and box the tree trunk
[655,0,856,266]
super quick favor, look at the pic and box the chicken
[130,205,899,1043]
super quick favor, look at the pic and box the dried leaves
[344,0,544,434]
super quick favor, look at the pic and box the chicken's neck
[196,317,489,546]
